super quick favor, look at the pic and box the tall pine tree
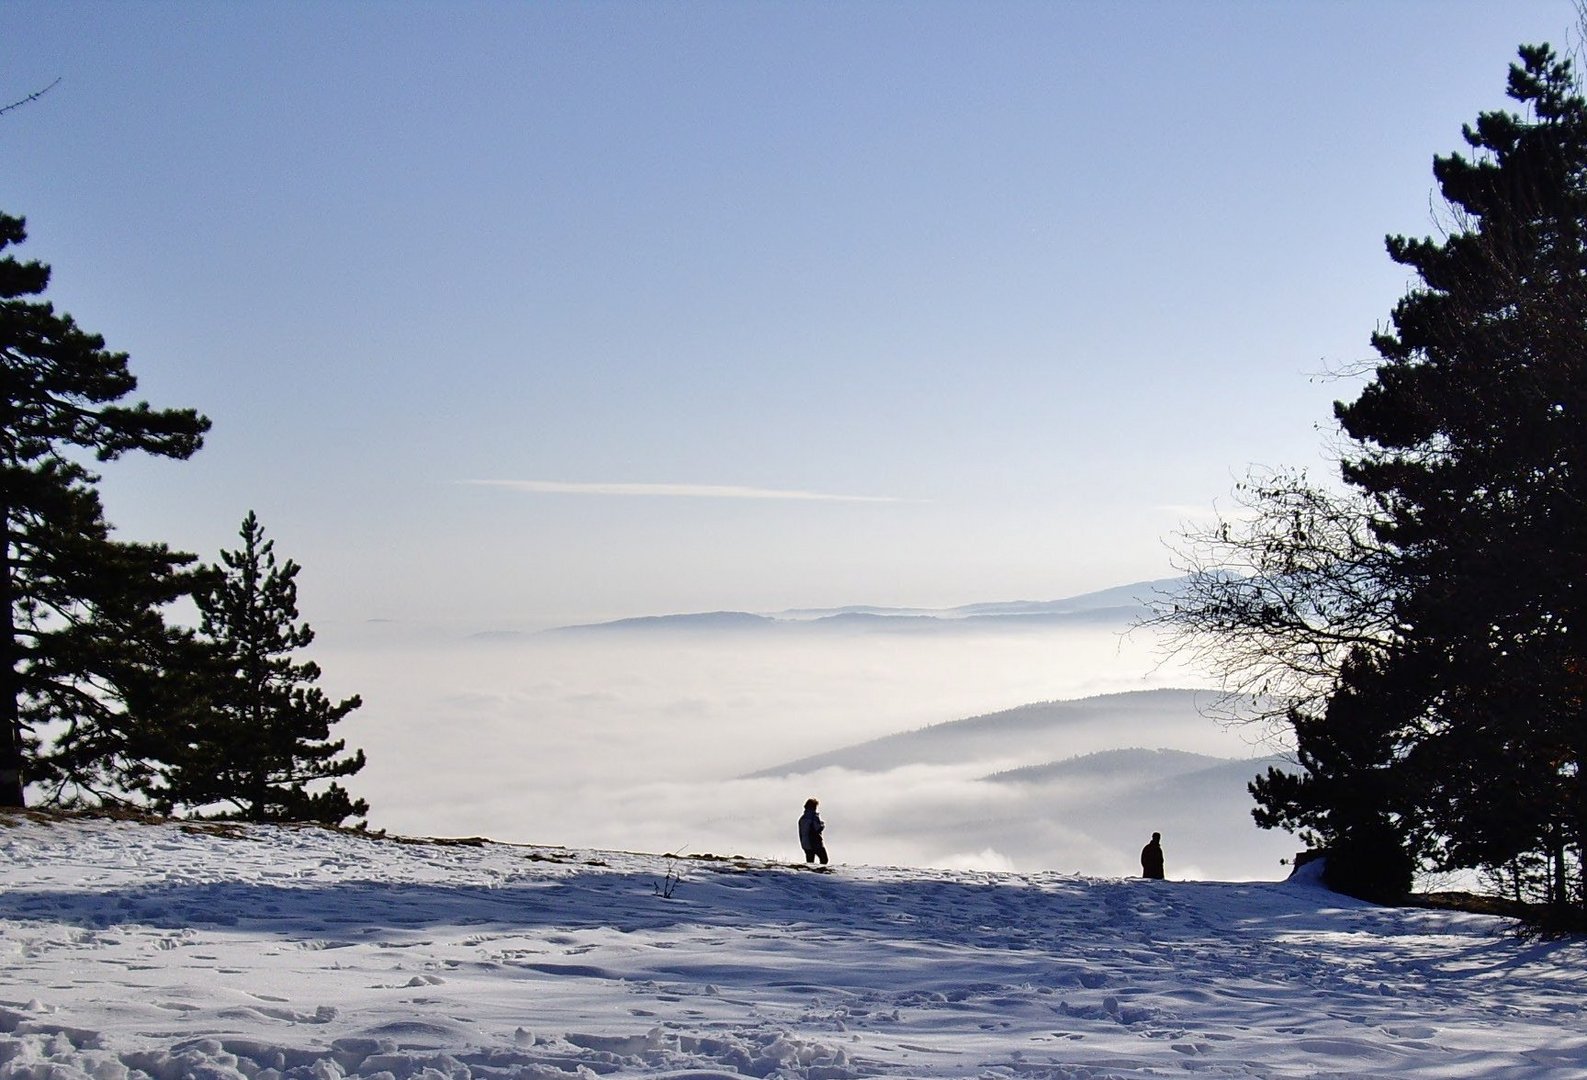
[152,512,367,825]
[0,212,209,807]
[1264,45,1587,910]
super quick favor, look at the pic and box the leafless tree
[1141,468,1399,740]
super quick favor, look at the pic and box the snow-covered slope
[3,812,1584,1079]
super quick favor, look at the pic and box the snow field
[2,813,1586,1078]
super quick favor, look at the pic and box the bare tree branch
[1140,468,1398,740]
[0,77,62,118]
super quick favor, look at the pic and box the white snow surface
[4,814,1586,1080]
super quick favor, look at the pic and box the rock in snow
[1,812,1585,1078]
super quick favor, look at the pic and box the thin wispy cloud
[463,480,912,503]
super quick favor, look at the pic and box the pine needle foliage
[151,512,367,826]
[0,212,209,808]
[1325,44,1587,914]
[1153,44,1587,918]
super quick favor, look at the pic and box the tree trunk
[1551,827,1567,911]
[0,510,24,807]
[1576,744,1587,911]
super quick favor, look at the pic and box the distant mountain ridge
[546,578,1182,636]
[986,746,1230,785]
[742,687,1226,778]
[557,611,775,633]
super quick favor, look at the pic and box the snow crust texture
[3,814,1586,1079]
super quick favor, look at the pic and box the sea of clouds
[314,603,1302,880]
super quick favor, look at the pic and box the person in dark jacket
[798,798,828,865]
[1141,832,1164,879]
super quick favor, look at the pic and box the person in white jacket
[798,798,828,865]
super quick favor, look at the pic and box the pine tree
[1323,44,1587,911]
[1248,648,1424,901]
[0,212,209,807]
[153,512,367,825]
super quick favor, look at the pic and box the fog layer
[324,618,1298,879]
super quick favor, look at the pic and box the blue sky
[1,1,1574,629]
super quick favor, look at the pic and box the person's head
[1152,832,1161,842]
[805,798,819,810]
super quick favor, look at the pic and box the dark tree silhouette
[151,512,367,825]
[0,212,209,806]
[1153,45,1587,916]
[1328,44,1587,913]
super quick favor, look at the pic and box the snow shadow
[0,856,1551,982]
